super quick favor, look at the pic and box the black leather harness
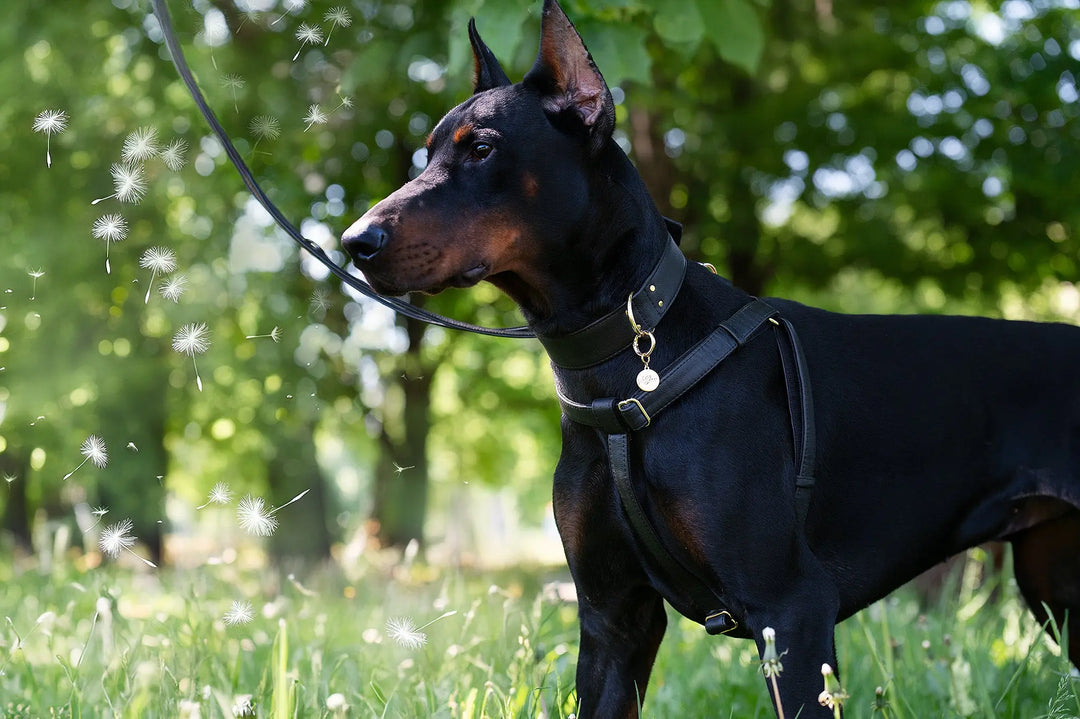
[541,238,817,635]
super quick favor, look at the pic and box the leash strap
[151,0,533,339]
[557,299,818,633]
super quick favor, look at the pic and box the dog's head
[341,0,615,316]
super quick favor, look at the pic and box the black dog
[342,1,1080,715]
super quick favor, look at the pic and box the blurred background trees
[1,0,1077,567]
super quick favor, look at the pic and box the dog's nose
[341,223,388,261]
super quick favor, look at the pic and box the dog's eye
[469,142,493,161]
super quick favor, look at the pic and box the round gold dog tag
[636,368,660,392]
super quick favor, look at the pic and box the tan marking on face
[453,123,475,144]
[523,172,539,198]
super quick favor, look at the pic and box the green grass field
[0,546,1076,718]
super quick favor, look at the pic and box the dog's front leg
[574,585,667,718]
[554,439,667,718]
[750,595,843,717]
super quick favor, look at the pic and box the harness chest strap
[555,299,817,635]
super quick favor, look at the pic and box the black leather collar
[536,236,687,369]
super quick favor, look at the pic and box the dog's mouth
[362,261,490,297]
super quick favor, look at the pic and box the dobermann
[341,0,1080,715]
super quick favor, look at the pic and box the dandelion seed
[245,326,282,342]
[91,214,128,274]
[3,473,16,485]
[292,23,324,61]
[309,287,330,315]
[393,462,414,474]
[27,268,44,300]
[33,109,68,168]
[331,94,354,114]
[159,273,188,303]
[172,322,210,391]
[220,74,246,113]
[249,115,280,155]
[237,495,278,536]
[91,162,147,205]
[323,7,351,45]
[223,600,255,626]
[303,104,328,131]
[161,139,188,171]
[271,0,306,25]
[196,481,233,509]
[386,616,426,649]
[121,126,160,163]
[326,693,348,714]
[64,434,108,480]
[126,442,138,452]
[98,517,157,567]
[139,247,177,303]
[386,610,457,650]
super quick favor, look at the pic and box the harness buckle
[705,610,738,635]
[617,398,651,429]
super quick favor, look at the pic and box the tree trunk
[267,420,333,563]
[0,452,31,550]
[371,315,433,549]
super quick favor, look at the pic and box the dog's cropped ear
[469,19,511,93]
[524,0,615,155]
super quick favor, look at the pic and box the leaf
[653,0,705,49]
[578,21,653,87]
[698,0,764,74]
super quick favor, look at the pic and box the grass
[0,546,1077,718]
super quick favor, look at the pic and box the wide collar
[535,235,687,369]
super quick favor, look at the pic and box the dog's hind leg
[1011,507,1080,666]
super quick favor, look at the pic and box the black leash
[150,0,534,339]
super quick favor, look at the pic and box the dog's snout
[342,222,389,262]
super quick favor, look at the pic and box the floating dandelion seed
[197,481,233,509]
[245,326,282,342]
[159,273,188,303]
[91,214,128,274]
[303,104,328,130]
[237,489,310,537]
[64,434,108,480]
[86,506,110,531]
[121,126,160,163]
[224,601,255,626]
[237,495,278,537]
[139,247,177,303]
[393,462,415,474]
[33,109,68,168]
[172,322,210,391]
[98,517,157,568]
[28,268,44,300]
[92,163,147,205]
[293,23,324,61]
[3,473,16,485]
[220,74,246,113]
[271,0,306,25]
[323,7,352,45]
[309,287,330,316]
[161,139,188,171]
[249,115,280,155]
[385,611,457,650]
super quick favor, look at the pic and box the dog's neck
[489,141,672,339]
